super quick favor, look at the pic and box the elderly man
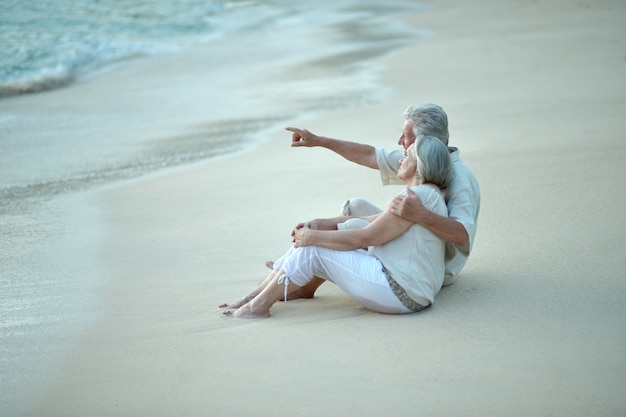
[281,103,480,298]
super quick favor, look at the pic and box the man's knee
[341,198,382,217]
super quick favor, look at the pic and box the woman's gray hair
[413,136,454,189]
[403,103,449,146]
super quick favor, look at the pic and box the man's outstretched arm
[286,127,378,169]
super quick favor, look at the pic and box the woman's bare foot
[218,294,255,310]
[232,302,270,319]
[221,287,303,307]
[219,270,279,309]
[265,260,274,270]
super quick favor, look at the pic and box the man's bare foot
[264,260,316,301]
[282,286,315,301]
[233,303,270,319]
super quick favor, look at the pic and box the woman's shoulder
[408,185,446,210]
[408,184,442,197]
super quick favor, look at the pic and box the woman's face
[397,143,417,183]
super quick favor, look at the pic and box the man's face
[397,120,417,151]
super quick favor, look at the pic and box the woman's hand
[292,224,314,247]
[291,219,323,242]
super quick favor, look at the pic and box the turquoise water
[1,0,295,96]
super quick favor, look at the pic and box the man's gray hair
[403,103,449,146]
[414,136,453,189]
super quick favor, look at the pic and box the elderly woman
[221,135,453,318]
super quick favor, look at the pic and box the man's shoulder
[449,148,475,174]
[377,147,403,157]
[448,147,480,193]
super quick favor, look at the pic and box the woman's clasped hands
[291,222,316,247]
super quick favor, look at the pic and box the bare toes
[234,304,270,319]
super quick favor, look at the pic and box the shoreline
[1,3,420,414]
[0,2,424,415]
[19,0,626,416]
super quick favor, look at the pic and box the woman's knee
[281,246,319,286]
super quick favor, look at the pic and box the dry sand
[28,0,626,416]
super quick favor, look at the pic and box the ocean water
[0,0,424,98]
[1,0,290,96]
[0,0,426,414]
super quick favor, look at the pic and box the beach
[3,0,626,415]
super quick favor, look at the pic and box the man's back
[442,149,480,285]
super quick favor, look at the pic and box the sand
[25,0,626,416]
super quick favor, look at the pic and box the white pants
[341,197,383,217]
[273,246,411,314]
